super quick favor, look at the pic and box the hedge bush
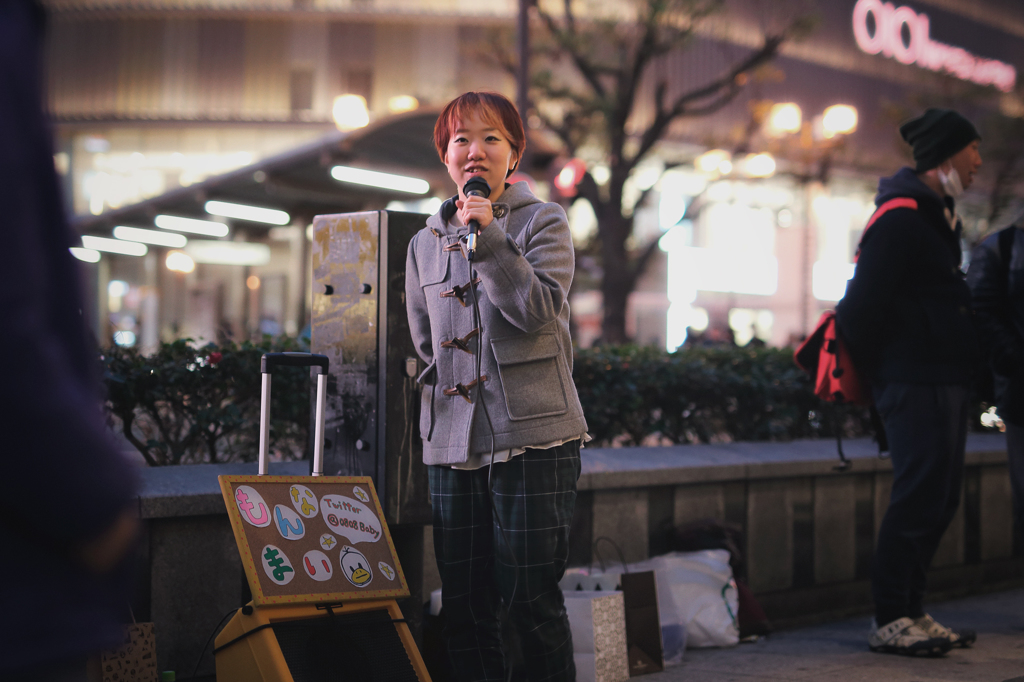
[574,345,875,446]
[101,337,311,466]
[101,340,995,464]
[574,345,996,447]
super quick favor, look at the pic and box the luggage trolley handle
[259,353,330,476]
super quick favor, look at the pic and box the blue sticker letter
[276,507,304,538]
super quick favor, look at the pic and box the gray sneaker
[915,614,976,647]
[868,617,951,656]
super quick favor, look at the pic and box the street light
[690,101,858,340]
[767,103,802,137]
[744,153,777,178]
[166,250,195,274]
[791,104,858,337]
[821,105,858,138]
[695,149,734,177]
[333,94,369,131]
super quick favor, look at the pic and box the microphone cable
[463,178,519,682]
[467,262,520,682]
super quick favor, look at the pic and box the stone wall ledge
[133,432,1014,674]
[578,432,1007,490]
[135,433,1009,518]
[137,460,309,518]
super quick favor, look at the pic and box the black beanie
[899,108,980,172]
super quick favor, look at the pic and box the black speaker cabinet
[310,210,430,526]
[215,600,430,681]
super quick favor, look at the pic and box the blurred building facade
[570,0,1024,348]
[45,0,518,349]
[43,0,1024,350]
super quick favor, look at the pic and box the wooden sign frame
[218,475,410,606]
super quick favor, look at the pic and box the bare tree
[499,0,814,343]
[982,113,1024,229]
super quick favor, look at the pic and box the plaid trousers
[429,440,581,682]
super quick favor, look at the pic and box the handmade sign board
[218,475,409,606]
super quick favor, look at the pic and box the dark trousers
[1003,424,1024,539]
[429,442,580,682]
[871,382,969,626]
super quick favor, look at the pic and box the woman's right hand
[456,195,494,230]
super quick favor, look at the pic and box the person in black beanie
[836,108,982,656]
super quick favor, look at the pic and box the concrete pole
[801,181,811,337]
[97,256,111,348]
[140,250,160,354]
[517,0,533,176]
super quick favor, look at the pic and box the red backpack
[794,311,868,406]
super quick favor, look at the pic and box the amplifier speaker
[215,599,430,682]
[311,210,431,526]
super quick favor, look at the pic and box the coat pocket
[418,246,450,287]
[491,333,569,421]
[417,361,437,440]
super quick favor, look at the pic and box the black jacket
[967,226,1024,424]
[835,167,978,386]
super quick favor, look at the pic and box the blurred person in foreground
[406,91,588,681]
[1,2,139,680]
[966,208,1024,554]
[836,108,982,656]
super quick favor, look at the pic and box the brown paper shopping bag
[564,590,630,682]
[99,622,158,682]
[620,571,664,676]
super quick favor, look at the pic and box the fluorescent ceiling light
[70,247,101,263]
[81,235,147,257]
[330,165,429,195]
[114,225,188,248]
[205,200,290,226]
[184,240,271,266]
[155,214,229,237]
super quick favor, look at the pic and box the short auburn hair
[434,91,526,177]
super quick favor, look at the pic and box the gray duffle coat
[405,181,588,466]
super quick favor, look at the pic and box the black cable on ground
[188,607,238,680]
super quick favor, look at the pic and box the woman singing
[406,91,589,681]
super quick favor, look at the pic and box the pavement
[641,588,1024,682]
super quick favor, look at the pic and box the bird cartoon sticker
[378,562,396,581]
[302,550,334,582]
[340,546,372,588]
[289,484,319,519]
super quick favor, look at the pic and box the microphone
[462,177,491,262]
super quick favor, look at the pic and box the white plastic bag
[629,550,739,650]
[559,568,622,593]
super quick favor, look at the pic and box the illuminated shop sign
[852,0,1016,93]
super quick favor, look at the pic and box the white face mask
[937,165,964,198]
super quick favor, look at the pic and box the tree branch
[630,33,785,166]
[535,109,577,154]
[537,4,608,99]
[117,409,159,467]
[668,34,785,115]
